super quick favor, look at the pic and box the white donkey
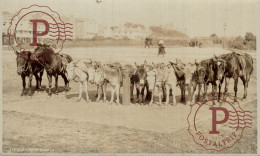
[66,59,95,102]
[149,63,177,106]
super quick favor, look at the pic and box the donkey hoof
[21,92,25,96]
[76,99,81,102]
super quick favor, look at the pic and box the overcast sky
[1,0,258,37]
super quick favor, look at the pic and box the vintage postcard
[0,0,259,155]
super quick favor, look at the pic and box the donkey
[149,63,177,106]
[33,44,72,96]
[133,60,153,104]
[66,59,95,102]
[189,60,206,104]
[170,59,196,105]
[90,62,123,104]
[217,52,253,101]
[16,50,44,96]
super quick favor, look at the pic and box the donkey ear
[144,60,147,68]
[214,54,218,59]
[134,62,138,68]
[152,62,155,67]
[195,59,199,66]
[175,58,178,64]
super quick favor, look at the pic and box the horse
[90,62,123,104]
[217,52,253,101]
[149,63,177,106]
[197,57,219,104]
[16,50,44,96]
[33,44,72,96]
[66,59,95,102]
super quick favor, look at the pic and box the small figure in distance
[158,39,166,57]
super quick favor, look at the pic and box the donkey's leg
[182,84,186,102]
[115,85,120,104]
[136,83,140,104]
[84,80,90,102]
[28,73,33,96]
[47,74,52,96]
[240,75,247,99]
[149,87,154,106]
[103,82,107,102]
[234,77,239,102]
[165,85,170,105]
[141,86,145,104]
[54,74,59,95]
[172,84,177,105]
[21,75,26,96]
[96,85,100,102]
[77,81,83,102]
[158,86,162,106]
[190,84,197,103]
[197,84,202,101]
[130,83,134,101]
[110,86,115,103]
[186,84,192,105]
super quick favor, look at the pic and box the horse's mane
[17,51,32,61]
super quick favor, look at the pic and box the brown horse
[33,44,72,96]
[16,50,44,96]
[217,52,253,101]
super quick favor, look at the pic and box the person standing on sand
[158,39,166,57]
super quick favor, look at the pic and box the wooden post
[122,70,131,105]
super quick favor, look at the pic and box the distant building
[102,25,151,40]
[74,18,99,39]
[2,11,152,44]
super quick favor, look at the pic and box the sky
[1,0,258,37]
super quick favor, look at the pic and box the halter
[19,62,29,73]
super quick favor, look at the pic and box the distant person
[158,39,166,56]
[145,37,150,48]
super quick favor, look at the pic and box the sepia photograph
[1,0,258,154]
